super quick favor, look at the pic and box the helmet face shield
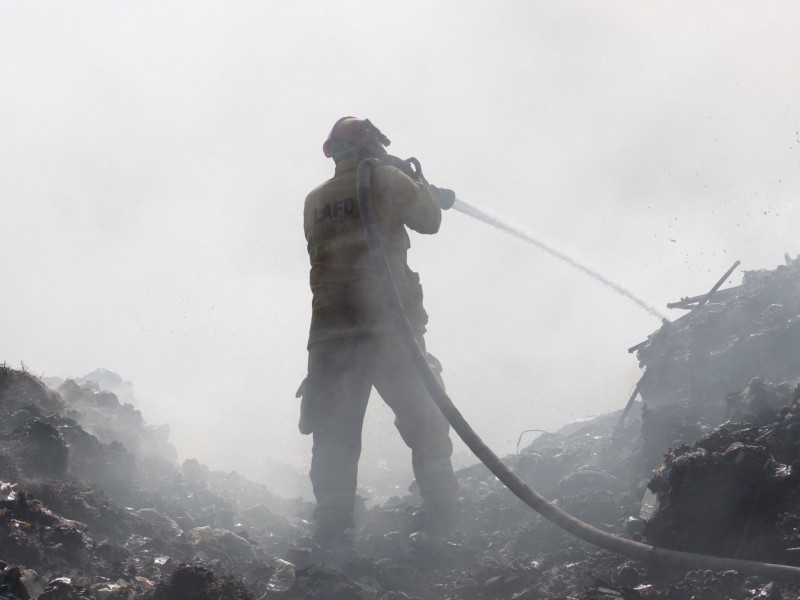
[322,117,391,158]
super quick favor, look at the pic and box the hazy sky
[2,1,799,496]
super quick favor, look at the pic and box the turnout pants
[301,333,459,534]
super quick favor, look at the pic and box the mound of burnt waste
[644,380,800,564]
[0,365,311,599]
[634,256,800,413]
[621,256,800,475]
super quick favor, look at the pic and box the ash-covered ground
[4,256,800,599]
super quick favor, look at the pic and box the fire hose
[356,157,800,581]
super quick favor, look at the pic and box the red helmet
[322,117,391,158]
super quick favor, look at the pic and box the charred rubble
[633,257,800,571]
[633,258,800,564]
[632,256,800,464]
[3,258,800,598]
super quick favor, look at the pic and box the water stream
[452,198,666,320]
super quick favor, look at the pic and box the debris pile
[644,380,800,564]
[0,365,310,599]
[629,256,800,469]
[634,256,800,411]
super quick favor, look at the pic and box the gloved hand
[430,185,456,210]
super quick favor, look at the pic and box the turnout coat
[303,156,442,347]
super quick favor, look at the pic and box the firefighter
[300,116,459,545]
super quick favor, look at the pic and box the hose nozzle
[430,185,456,210]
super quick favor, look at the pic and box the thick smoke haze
[2,2,799,497]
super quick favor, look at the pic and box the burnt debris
[3,257,800,597]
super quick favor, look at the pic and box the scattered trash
[265,558,296,593]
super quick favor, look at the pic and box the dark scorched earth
[3,256,800,599]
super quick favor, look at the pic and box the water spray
[451,198,666,320]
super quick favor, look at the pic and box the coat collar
[333,156,362,176]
